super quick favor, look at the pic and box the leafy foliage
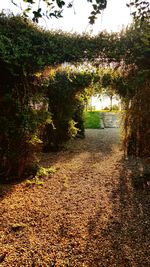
[118,19,150,157]
[42,67,94,151]
[0,13,113,180]
[127,0,150,21]
[0,10,150,182]
[11,0,107,24]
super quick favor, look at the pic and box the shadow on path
[83,157,150,267]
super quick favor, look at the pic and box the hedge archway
[0,13,149,181]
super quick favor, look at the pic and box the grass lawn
[84,111,101,129]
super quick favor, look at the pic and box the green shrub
[42,68,93,151]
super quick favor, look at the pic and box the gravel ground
[0,129,150,267]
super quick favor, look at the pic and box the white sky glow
[0,0,133,34]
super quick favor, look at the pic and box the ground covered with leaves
[0,129,150,267]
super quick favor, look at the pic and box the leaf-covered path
[0,129,150,267]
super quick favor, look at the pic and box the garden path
[0,129,150,266]
[101,112,120,128]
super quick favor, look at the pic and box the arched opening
[0,14,149,181]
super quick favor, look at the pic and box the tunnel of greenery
[0,13,149,181]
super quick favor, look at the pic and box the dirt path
[0,129,150,267]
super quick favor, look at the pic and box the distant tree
[103,87,115,111]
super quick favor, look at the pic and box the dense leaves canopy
[0,13,125,76]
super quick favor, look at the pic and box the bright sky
[0,0,133,34]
